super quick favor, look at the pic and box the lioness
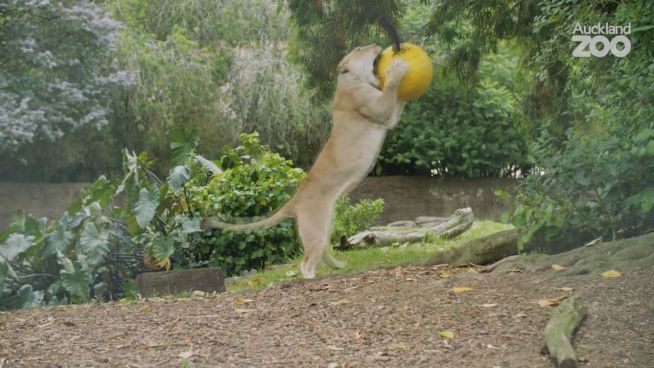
[203,45,408,279]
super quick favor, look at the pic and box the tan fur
[203,45,408,278]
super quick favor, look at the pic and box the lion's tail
[201,204,293,232]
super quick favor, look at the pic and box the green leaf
[625,187,654,214]
[116,149,139,195]
[5,212,45,240]
[151,235,175,262]
[170,126,200,165]
[64,209,91,229]
[17,284,44,308]
[135,187,160,228]
[0,261,15,294]
[631,25,654,33]
[43,226,74,257]
[0,234,35,262]
[168,165,190,191]
[646,140,654,155]
[126,215,140,236]
[93,281,108,298]
[181,216,201,234]
[78,222,109,267]
[194,154,222,175]
[77,176,114,208]
[58,255,91,303]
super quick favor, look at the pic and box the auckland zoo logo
[572,22,631,58]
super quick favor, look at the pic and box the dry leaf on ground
[139,305,152,313]
[235,297,254,305]
[329,298,350,306]
[536,295,568,307]
[551,264,566,271]
[438,331,455,340]
[601,270,622,278]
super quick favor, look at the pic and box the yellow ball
[375,43,433,101]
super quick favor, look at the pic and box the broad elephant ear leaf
[181,216,202,234]
[17,284,44,308]
[151,235,175,262]
[194,155,222,175]
[57,254,91,303]
[0,234,35,262]
[170,126,200,165]
[78,222,109,267]
[0,261,17,295]
[135,187,160,228]
[168,165,190,192]
[43,226,74,258]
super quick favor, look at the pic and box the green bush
[332,197,384,245]
[379,79,527,177]
[0,132,386,309]
[507,1,654,253]
[178,133,305,275]
[512,126,654,253]
[176,133,385,275]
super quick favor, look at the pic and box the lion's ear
[337,59,349,74]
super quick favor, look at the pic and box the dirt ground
[1,264,652,368]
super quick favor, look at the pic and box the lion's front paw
[386,59,409,86]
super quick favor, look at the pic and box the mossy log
[544,297,587,368]
[337,207,474,249]
[425,228,519,266]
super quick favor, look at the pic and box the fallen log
[544,297,587,368]
[337,208,474,249]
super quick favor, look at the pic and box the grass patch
[227,220,513,292]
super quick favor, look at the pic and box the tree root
[543,297,587,368]
[489,232,654,277]
[479,255,521,273]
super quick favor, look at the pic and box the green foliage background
[2,0,653,307]
[414,0,654,250]
[1,0,329,181]
[0,133,383,309]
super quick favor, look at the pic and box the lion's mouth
[373,52,381,70]
[371,53,382,89]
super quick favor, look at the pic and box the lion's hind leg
[296,203,336,279]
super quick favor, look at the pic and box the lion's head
[336,44,383,90]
